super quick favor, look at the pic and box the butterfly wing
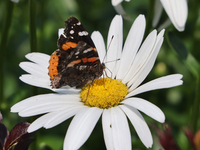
[48,17,104,89]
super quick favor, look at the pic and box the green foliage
[0,0,200,149]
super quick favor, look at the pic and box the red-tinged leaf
[12,137,35,150]
[152,124,180,150]
[0,112,9,150]
[184,128,195,149]
[0,123,9,150]
[0,112,2,123]
[4,122,36,150]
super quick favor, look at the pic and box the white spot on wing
[77,22,81,25]
[79,66,87,70]
[75,51,79,55]
[83,48,93,53]
[61,34,66,38]
[70,30,74,34]
[78,31,88,36]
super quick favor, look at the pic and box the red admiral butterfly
[48,17,105,89]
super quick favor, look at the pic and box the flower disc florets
[80,78,128,109]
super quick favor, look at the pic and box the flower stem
[29,0,37,52]
[190,0,200,56]
[183,54,200,131]
[145,0,155,37]
[190,0,200,131]
[29,0,38,96]
[0,1,14,107]
[29,1,38,149]
[192,75,200,131]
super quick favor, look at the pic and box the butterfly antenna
[103,58,120,79]
[104,58,120,64]
[104,67,112,78]
[102,35,114,63]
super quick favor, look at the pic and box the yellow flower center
[80,78,128,109]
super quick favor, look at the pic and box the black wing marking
[57,17,96,51]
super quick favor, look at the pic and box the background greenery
[0,0,200,149]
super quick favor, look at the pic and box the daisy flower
[112,0,188,32]
[11,15,183,149]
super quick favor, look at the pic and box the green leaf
[167,31,188,60]
[38,135,63,150]
[167,31,200,79]
[184,54,200,79]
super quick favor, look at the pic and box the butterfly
[48,17,105,89]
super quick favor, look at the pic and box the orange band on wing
[88,57,97,62]
[92,47,97,52]
[48,51,60,80]
[82,57,97,64]
[62,42,77,51]
[82,58,88,63]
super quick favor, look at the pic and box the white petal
[127,74,183,97]
[119,105,153,148]
[64,107,102,150]
[128,37,163,89]
[19,74,51,89]
[121,98,165,123]
[128,30,165,90]
[152,0,163,27]
[28,105,85,132]
[10,0,20,3]
[106,15,123,78]
[112,0,130,6]
[160,0,188,31]
[122,30,157,84]
[111,0,123,6]
[11,94,80,113]
[116,15,146,80]
[25,52,50,68]
[19,101,82,117]
[52,86,80,94]
[91,31,106,63]
[58,28,65,37]
[20,74,80,94]
[28,112,57,132]
[102,107,131,150]
[102,109,114,150]
[44,105,86,129]
[19,62,49,78]
[114,4,131,21]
